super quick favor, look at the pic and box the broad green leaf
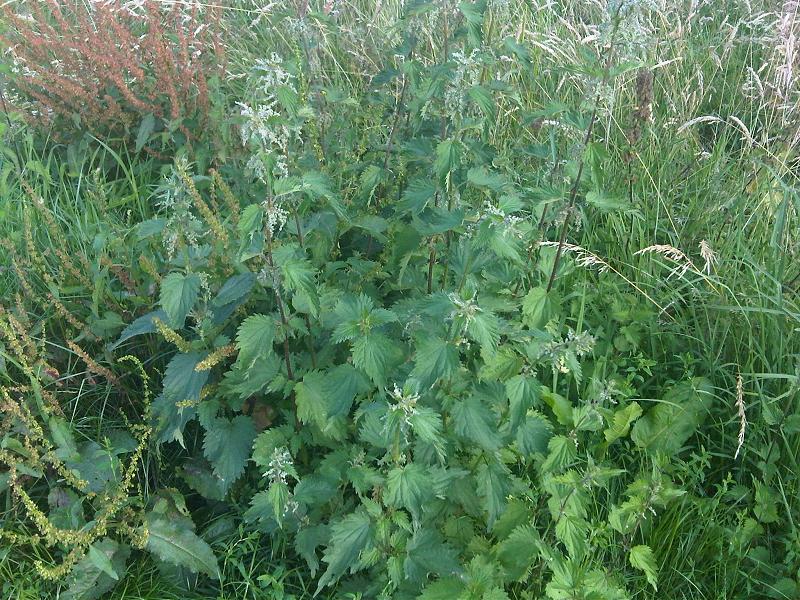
[604,401,643,444]
[435,139,458,184]
[266,481,290,523]
[466,310,501,354]
[238,204,263,237]
[555,514,589,560]
[136,218,166,240]
[411,334,460,385]
[505,374,541,431]
[631,378,713,455]
[212,272,255,307]
[63,539,130,600]
[516,413,553,456]
[88,544,118,581]
[540,435,577,474]
[385,463,432,521]
[160,272,201,328]
[412,207,465,236]
[522,287,560,329]
[235,314,275,369]
[409,407,446,460]
[629,545,658,590]
[467,166,508,192]
[281,256,320,317]
[135,113,155,153]
[151,352,209,444]
[203,416,256,490]
[468,85,495,119]
[542,388,573,426]
[295,524,330,577]
[478,458,510,528]
[295,370,329,430]
[359,164,384,201]
[586,189,629,212]
[419,577,467,599]
[496,524,540,580]
[317,510,373,592]
[451,396,501,451]
[144,514,219,579]
[109,309,168,350]
[398,178,437,215]
[403,529,460,584]
[352,332,396,387]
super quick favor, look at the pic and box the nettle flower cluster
[238,54,301,181]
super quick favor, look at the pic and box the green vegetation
[1,1,799,598]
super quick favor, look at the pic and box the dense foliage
[1,1,799,599]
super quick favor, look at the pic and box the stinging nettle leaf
[629,544,658,590]
[452,396,501,451]
[152,352,209,444]
[203,415,256,490]
[316,510,373,592]
[235,314,276,369]
[160,272,201,328]
[385,463,432,521]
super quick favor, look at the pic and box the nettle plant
[0,2,732,598]
[101,3,720,598]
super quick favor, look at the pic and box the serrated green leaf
[399,178,437,215]
[281,257,320,317]
[419,577,467,599]
[555,513,589,560]
[317,510,373,592]
[352,332,397,387]
[467,166,508,192]
[468,85,495,119]
[478,458,510,528]
[505,374,541,431]
[541,435,577,474]
[467,310,501,354]
[238,204,263,237]
[452,396,501,451]
[522,287,560,329]
[496,524,541,580]
[516,413,553,456]
[359,164,384,201]
[296,524,330,577]
[385,463,432,521]
[403,528,461,583]
[435,139,458,184]
[411,334,460,385]
[152,352,209,444]
[235,314,275,369]
[412,207,465,236]
[160,272,201,328]
[203,416,256,489]
[629,544,658,590]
